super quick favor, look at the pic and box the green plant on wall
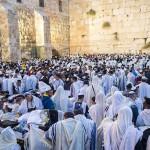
[142,42,150,49]
[22,58,29,62]
[81,34,86,38]
[87,9,96,16]
[113,32,119,41]
[102,21,111,28]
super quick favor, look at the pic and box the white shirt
[18,96,43,114]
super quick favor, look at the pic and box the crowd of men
[0,54,149,150]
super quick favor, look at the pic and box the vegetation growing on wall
[142,42,150,49]
[113,32,119,41]
[22,58,29,62]
[86,9,96,16]
[81,34,86,38]
[102,21,111,28]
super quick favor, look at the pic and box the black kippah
[145,97,150,105]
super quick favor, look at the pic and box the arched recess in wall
[34,10,51,59]
[52,49,60,58]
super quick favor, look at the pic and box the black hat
[74,102,83,111]
[145,97,150,105]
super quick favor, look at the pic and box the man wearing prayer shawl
[41,86,55,109]
[18,92,43,114]
[27,72,38,90]
[136,97,150,127]
[108,70,116,92]
[98,106,143,150]
[79,80,89,102]
[2,74,9,92]
[18,70,28,92]
[70,76,80,101]
[125,91,139,125]
[45,112,88,150]
[74,102,97,150]
[73,93,89,117]
[1,95,18,121]
[102,70,110,94]
[86,76,102,108]
[127,70,135,85]
[0,127,21,150]
[52,73,64,91]
[13,80,25,94]
[89,91,105,127]
[106,91,125,120]
[53,86,73,112]
[138,76,149,101]
[8,73,14,96]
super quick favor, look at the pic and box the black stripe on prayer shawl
[51,124,56,144]
[105,106,109,112]
[81,124,89,145]
[90,123,96,150]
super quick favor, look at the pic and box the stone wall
[17,7,36,59]
[50,14,70,56]
[0,0,70,61]
[69,0,150,54]
[0,2,20,62]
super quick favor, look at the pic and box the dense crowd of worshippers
[0,54,150,150]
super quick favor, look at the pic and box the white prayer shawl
[2,78,9,91]
[0,127,20,150]
[25,126,50,150]
[72,81,80,101]
[92,76,101,94]
[147,85,150,98]
[8,78,13,96]
[91,71,95,79]
[0,110,4,118]
[49,76,55,84]
[119,71,126,91]
[52,79,64,91]
[86,85,95,108]
[27,75,37,90]
[18,96,43,114]
[27,110,64,125]
[14,83,25,94]
[53,86,73,112]
[106,86,119,105]
[27,110,47,126]
[48,118,87,150]
[102,74,110,94]
[80,84,89,102]
[107,91,125,119]
[17,113,30,123]
[127,72,135,85]
[77,80,83,89]
[36,71,41,80]
[102,106,142,150]
[125,97,142,114]
[74,114,97,150]
[136,109,150,127]
[12,104,20,114]
[138,82,149,101]
[0,112,17,121]
[89,92,105,127]
[18,75,28,91]
[119,126,142,150]
[108,75,116,93]
[86,77,102,108]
